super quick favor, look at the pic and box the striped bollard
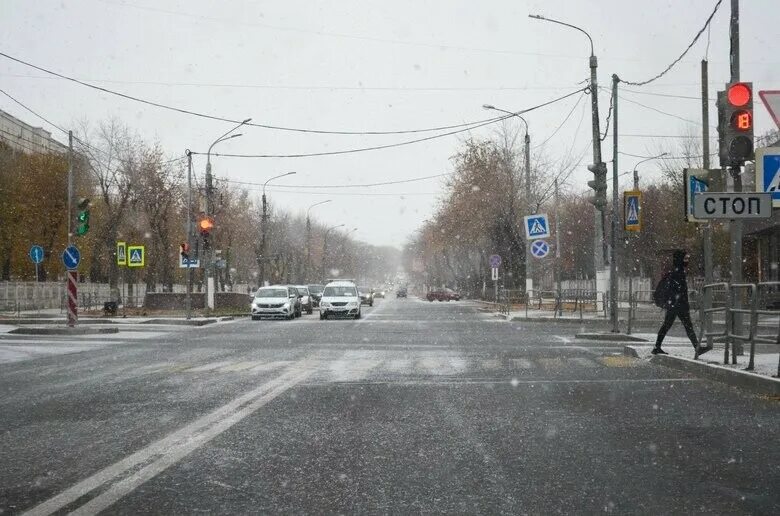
[67,270,78,327]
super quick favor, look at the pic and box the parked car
[251,286,301,320]
[358,286,374,306]
[396,287,408,298]
[307,284,325,307]
[286,286,303,317]
[426,288,461,302]
[294,285,314,314]
[319,281,361,319]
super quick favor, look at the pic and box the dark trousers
[656,308,698,348]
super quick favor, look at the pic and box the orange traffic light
[198,216,215,234]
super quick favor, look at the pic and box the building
[744,136,779,284]
[0,109,67,155]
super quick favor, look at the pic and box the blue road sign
[756,147,780,207]
[530,239,550,259]
[489,254,502,268]
[62,245,81,270]
[624,191,642,231]
[687,172,708,220]
[29,245,44,264]
[524,214,550,239]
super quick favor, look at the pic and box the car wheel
[251,315,260,321]
[319,312,325,320]
[355,310,362,319]
[307,308,313,315]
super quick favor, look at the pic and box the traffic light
[179,242,190,259]
[587,162,608,211]
[75,198,90,236]
[717,81,754,167]
[198,214,215,249]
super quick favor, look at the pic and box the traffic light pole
[186,150,193,320]
[589,56,607,273]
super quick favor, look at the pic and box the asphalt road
[1,297,778,514]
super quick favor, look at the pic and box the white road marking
[510,358,532,369]
[185,360,234,372]
[480,359,501,369]
[23,365,311,516]
[554,335,573,344]
[220,360,266,372]
[571,357,598,368]
[327,358,380,382]
[250,360,292,372]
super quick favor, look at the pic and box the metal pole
[186,150,193,319]
[729,0,743,353]
[609,75,619,333]
[554,178,562,316]
[701,60,713,349]
[67,131,73,245]
[260,193,267,286]
[305,215,311,283]
[590,56,606,273]
[524,131,534,294]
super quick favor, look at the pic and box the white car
[251,286,298,320]
[293,285,314,314]
[319,281,361,320]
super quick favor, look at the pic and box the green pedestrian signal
[76,198,90,236]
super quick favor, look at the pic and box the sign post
[61,245,81,327]
[29,245,44,282]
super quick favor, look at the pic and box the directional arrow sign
[692,193,772,219]
[29,245,44,264]
[62,245,81,270]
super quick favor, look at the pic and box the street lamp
[483,103,533,294]
[306,199,332,282]
[259,171,297,286]
[201,118,251,310]
[632,153,668,189]
[322,224,345,279]
[529,14,607,275]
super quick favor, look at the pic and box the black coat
[664,268,690,311]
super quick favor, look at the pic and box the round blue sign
[29,245,45,264]
[531,239,550,259]
[62,245,81,270]
[489,254,502,267]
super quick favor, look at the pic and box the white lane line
[571,357,598,368]
[250,360,292,372]
[220,360,266,372]
[480,359,501,369]
[386,358,413,373]
[554,335,573,344]
[23,365,311,516]
[510,358,532,369]
[185,360,235,372]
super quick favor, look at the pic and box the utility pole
[260,191,268,286]
[204,159,214,309]
[67,131,73,245]
[186,150,193,320]
[554,178,562,316]
[701,60,713,349]
[524,130,534,294]
[591,54,607,273]
[729,0,744,347]
[305,200,332,283]
[609,74,620,333]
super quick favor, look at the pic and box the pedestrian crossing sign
[127,245,145,267]
[523,214,550,239]
[624,191,642,232]
[755,147,780,207]
[116,241,126,266]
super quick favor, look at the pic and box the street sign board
[179,255,200,268]
[758,90,780,130]
[530,239,550,259]
[491,267,498,281]
[29,245,44,264]
[683,168,725,222]
[524,214,550,239]
[755,147,780,207]
[116,241,126,266]
[489,254,502,268]
[624,191,642,232]
[127,245,145,267]
[62,245,81,270]
[692,192,772,219]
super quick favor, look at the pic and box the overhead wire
[619,0,724,86]
[194,88,587,159]
[222,173,450,190]
[532,94,585,149]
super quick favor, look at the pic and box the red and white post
[67,270,78,327]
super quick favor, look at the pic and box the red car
[426,288,461,302]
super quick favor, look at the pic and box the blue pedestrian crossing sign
[29,245,44,264]
[530,239,550,259]
[127,245,145,267]
[684,168,710,222]
[524,214,550,239]
[756,147,780,208]
[624,190,642,232]
[62,245,81,270]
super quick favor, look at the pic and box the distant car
[294,285,314,314]
[251,286,300,320]
[373,288,386,299]
[396,287,407,298]
[307,284,324,307]
[319,281,361,319]
[426,288,461,302]
[358,286,373,306]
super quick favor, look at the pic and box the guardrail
[698,281,780,375]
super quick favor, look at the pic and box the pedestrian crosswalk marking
[186,361,233,372]
[510,358,532,369]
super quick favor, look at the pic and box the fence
[698,281,780,376]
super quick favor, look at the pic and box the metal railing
[698,281,780,375]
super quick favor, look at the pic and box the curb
[9,326,120,335]
[575,332,649,342]
[141,318,218,326]
[624,345,780,396]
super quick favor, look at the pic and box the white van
[319,280,361,320]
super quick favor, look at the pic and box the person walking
[652,250,711,356]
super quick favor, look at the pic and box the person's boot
[651,347,668,355]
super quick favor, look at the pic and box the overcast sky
[2,0,778,248]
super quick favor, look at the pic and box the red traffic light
[727,83,751,107]
[179,242,190,255]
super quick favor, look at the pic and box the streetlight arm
[307,199,332,218]
[483,105,528,133]
[633,152,668,172]
[263,171,297,196]
[529,14,594,57]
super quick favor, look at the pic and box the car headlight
[320,302,330,308]
[348,301,358,307]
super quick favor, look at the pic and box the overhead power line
[619,0,724,86]
[223,173,450,190]
[192,88,587,159]
[0,51,556,136]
